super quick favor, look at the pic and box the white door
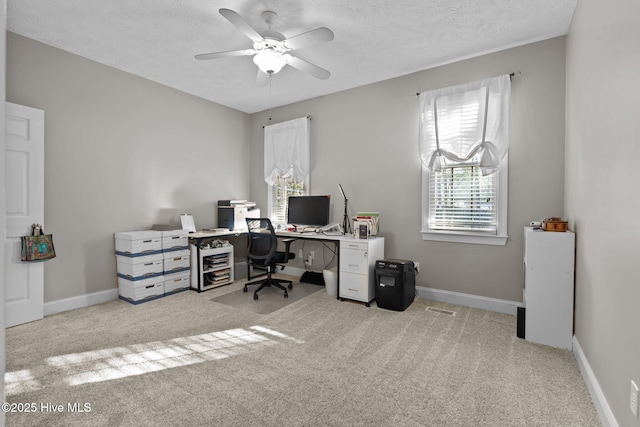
[4,102,45,328]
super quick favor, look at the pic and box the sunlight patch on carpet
[5,326,303,395]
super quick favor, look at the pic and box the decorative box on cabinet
[190,243,234,292]
[339,237,384,306]
[522,227,575,349]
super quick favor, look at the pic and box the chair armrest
[281,238,296,262]
[281,238,297,247]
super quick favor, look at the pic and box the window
[419,75,510,245]
[422,154,507,244]
[263,116,310,227]
[268,171,307,226]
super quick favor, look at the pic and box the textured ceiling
[7,0,576,114]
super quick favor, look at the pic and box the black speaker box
[517,306,526,339]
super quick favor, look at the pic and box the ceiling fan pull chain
[268,73,273,121]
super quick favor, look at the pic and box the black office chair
[244,218,296,300]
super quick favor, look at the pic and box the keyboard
[278,230,303,236]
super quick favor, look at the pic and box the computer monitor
[287,195,330,227]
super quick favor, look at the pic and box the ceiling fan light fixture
[253,49,287,75]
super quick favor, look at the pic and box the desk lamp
[339,184,352,235]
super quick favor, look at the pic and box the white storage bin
[162,229,189,252]
[164,273,190,295]
[118,278,165,304]
[116,253,163,280]
[163,249,190,273]
[115,230,163,256]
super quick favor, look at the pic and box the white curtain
[264,116,310,185]
[419,75,510,175]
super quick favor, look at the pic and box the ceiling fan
[195,8,334,84]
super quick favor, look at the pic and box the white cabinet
[339,237,384,306]
[523,227,575,349]
[191,243,234,292]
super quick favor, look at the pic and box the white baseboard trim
[244,265,521,315]
[416,286,520,315]
[44,288,119,317]
[281,269,521,315]
[573,336,618,427]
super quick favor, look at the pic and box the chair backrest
[246,218,278,267]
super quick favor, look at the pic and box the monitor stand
[300,271,325,286]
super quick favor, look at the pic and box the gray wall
[566,1,640,425]
[7,32,251,302]
[249,37,567,303]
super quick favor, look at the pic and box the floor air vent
[426,307,456,316]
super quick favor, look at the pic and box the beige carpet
[4,279,601,426]
[211,281,323,315]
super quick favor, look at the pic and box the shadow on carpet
[211,281,324,314]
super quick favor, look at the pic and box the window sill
[421,230,507,246]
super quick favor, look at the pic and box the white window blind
[429,159,498,232]
[270,173,306,224]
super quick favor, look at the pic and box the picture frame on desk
[354,221,369,239]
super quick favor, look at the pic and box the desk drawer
[339,272,369,302]
[340,247,369,275]
[341,241,369,251]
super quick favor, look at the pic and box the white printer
[217,200,260,232]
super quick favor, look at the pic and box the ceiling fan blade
[194,48,256,60]
[219,8,263,42]
[282,27,334,50]
[285,55,331,80]
[256,69,269,86]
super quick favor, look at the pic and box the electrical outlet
[310,251,315,261]
[414,261,420,274]
[631,380,639,419]
[298,249,303,259]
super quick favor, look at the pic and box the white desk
[276,231,385,305]
[188,229,385,303]
[189,230,244,239]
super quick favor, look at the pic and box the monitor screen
[287,195,330,226]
